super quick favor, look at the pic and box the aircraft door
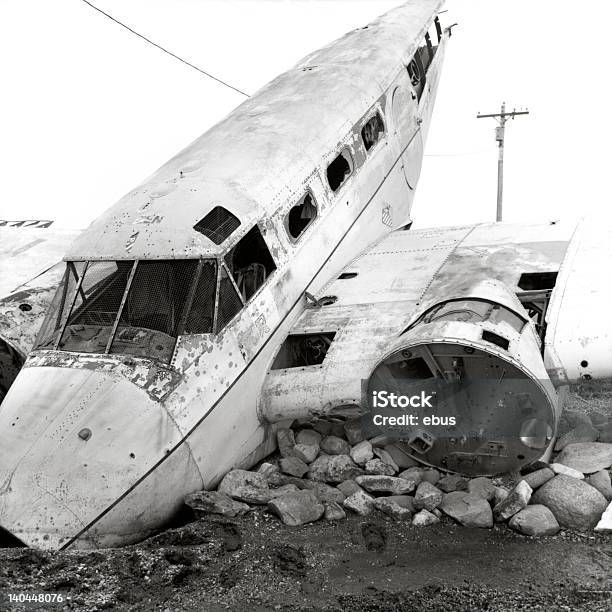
[391,85,424,190]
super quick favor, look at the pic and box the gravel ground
[0,385,611,611]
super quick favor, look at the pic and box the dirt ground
[0,384,611,611]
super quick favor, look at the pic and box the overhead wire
[79,0,250,97]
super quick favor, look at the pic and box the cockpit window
[183,260,217,335]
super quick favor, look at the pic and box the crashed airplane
[0,0,609,550]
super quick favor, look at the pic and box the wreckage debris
[184,417,612,534]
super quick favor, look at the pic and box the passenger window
[326,150,353,192]
[286,192,317,240]
[225,225,276,302]
[216,265,244,333]
[193,206,241,245]
[407,54,425,101]
[361,112,385,151]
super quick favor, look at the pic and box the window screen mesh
[184,260,217,334]
[59,261,133,353]
[110,260,198,362]
[194,206,241,245]
[34,262,86,350]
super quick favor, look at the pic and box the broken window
[285,192,317,240]
[183,260,218,335]
[326,150,353,192]
[407,54,425,101]
[194,206,241,245]
[518,271,558,291]
[216,265,244,333]
[386,356,434,381]
[109,260,198,361]
[224,225,276,302]
[361,112,385,151]
[271,333,336,369]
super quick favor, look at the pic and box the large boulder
[509,505,560,536]
[532,474,608,531]
[218,469,271,504]
[268,490,324,526]
[554,423,599,451]
[439,492,493,528]
[554,443,612,474]
[493,481,532,522]
[356,475,416,495]
[185,491,250,518]
[586,470,612,501]
[414,481,443,511]
[522,468,555,490]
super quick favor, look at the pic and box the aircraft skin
[0,1,450,549]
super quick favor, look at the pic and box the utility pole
[477,103,529,222]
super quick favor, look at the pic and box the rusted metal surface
[0,1,448,549]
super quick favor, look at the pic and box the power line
[79,0,250,97]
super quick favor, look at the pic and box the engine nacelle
[366,280,559,476]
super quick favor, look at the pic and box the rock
[509,505,560,536]
[329,421,346,438]
[550,463,584,479]
[595,501,612,532]
[554,443,612,474]
[292,444,319,464]
[327,455,363,483]
[308,455,331,482]
[218,469,270,504]
[438,474,468,493]
[386,495,416,512]
[277,428,296,458]
[365,458,395,476]
[559,409,592,432]
[295,428,322,446]
[320,435,351,456]
[268,490,324,526]
[398,467,423,489]
[344,419,365,445]
[554,424,599,451]
[414,481,443,510]
[521,461,551,475]
[597,422,612,443]
[350,440,374,466]
[373,448,399,473]
[185,491,250,518]
[439,492,493,528]
[493,481,532,522]
[279,456,309,478]
[257,462,279,480]
[421,468,441,485]
[270,484,301,498]
[532,474,608,531]
[337,480,363,498]
[356,475,416,495]
[493,487,509,506]
[384,443,419,469]
[324,502,346,521]
[368,434,392,447]
[432,508,442,518]
[590,412,609,427]
[522,468,555,490]
[343,490,375,516]
[306,482,345,504]
[312,420,333,436]
[586,470,612,501]
[412,509,440,526]
[373,497,413,519]
[467,477,496,502]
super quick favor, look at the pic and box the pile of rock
[185,416,612,537]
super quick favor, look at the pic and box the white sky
[1,0,611,230]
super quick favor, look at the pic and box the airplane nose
[0,364,201,549]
